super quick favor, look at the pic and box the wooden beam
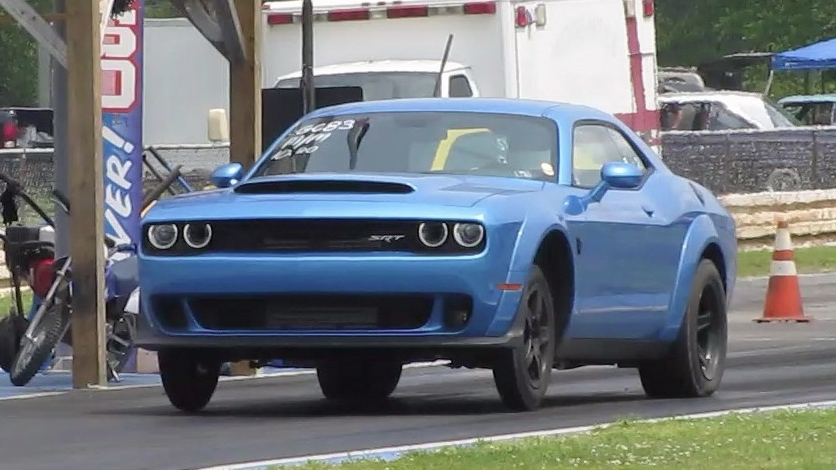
[0,12,65,23]
[228,0,261,169]
[67,0,106,388]
[170,0,245,64]
[214,0,246,65]
[0,0,67,67]
[225,0,261,377]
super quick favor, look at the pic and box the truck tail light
[643,0,654,17]
[387,5,429,18]
[463,2,496,14]
[2,122,16,148]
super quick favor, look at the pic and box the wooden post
[225,0,261,377]
[66,0,106,388]
[228,0,261,169]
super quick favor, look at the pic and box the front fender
[484,214,570,336]
[506,215,569,276]
[660,214,728,342]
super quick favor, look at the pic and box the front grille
[187,294,434,330]
[211,219,421,253]
[142,219,487,255]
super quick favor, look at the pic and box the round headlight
[147,224,178,250]
[453,223,485,248]
[417,222,448,248]
[184,223,213,249]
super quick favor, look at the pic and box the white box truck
[142,0,660,148]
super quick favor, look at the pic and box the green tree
[0,0,185,107]
[656,0,836,96]
[0,0,51,106]
[145,0,181,18]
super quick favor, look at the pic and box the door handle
[642,205,654,217]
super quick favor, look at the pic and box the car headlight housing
[184,223,213,249]
[452,223,485,248]
[147,224,178,250]
[417,222,449,248]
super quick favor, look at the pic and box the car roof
[303,97,612,121]
[275,60,469,81]
[657,90,765,102]
[778,94,836,105]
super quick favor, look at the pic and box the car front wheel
[158,349,222,412]
[492,264,556,411]
[638,258,728,398]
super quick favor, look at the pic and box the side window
[604,128,648,172]
[572,124,647,188]
[708,104,753,130]
[449,75,473,98]
[660,102,705,131]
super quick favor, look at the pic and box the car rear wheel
[316,356,402,401]
[638,258,727,398]
[158,349,222,413]
[492,265,556,411]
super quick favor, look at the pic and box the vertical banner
[101,0,144,246]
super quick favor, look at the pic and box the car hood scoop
[233,178,415,195]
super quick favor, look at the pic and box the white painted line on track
[193,400,836,470]
[0,391,68,401]
[0,360,452,399]
[93,360,451,392]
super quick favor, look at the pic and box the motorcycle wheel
[106,313,137,379]
[9,301,69,387]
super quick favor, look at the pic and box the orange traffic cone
[754,220,811,323]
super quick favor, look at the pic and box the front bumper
[136,252,528,350]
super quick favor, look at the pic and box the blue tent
[772,37,836,71]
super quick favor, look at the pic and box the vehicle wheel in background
[158,348,221,412]
[492,264,556,411]
[316,356,402,401]
[638,258,728,398]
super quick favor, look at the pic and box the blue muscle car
[138,98,737,413]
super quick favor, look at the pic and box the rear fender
[660,214,724,342]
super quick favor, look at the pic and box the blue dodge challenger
[138,98,737,413]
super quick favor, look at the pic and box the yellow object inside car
[430,128,490,171]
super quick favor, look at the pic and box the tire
[158,349,221,413]
[316,356,402,401]
[9,307,67,387]
[492,264,556,411]
[0,312,28,373]
[638,258,728,398]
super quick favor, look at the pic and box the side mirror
[207,108,229,143]
[210,163,243,188]
[564,161,644,216]
[600,162,643,189]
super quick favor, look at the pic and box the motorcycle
[0,166,184,386]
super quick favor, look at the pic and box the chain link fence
[3,127,836,222]
[660,127,836,195]
[0,144,229,225]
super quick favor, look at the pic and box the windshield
[251,111,558,181]
[275,72,439,101]
[735,96,801,128]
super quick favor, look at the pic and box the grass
[737,245,836,278]
[0,288,32,319]
[283,408,836,470]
